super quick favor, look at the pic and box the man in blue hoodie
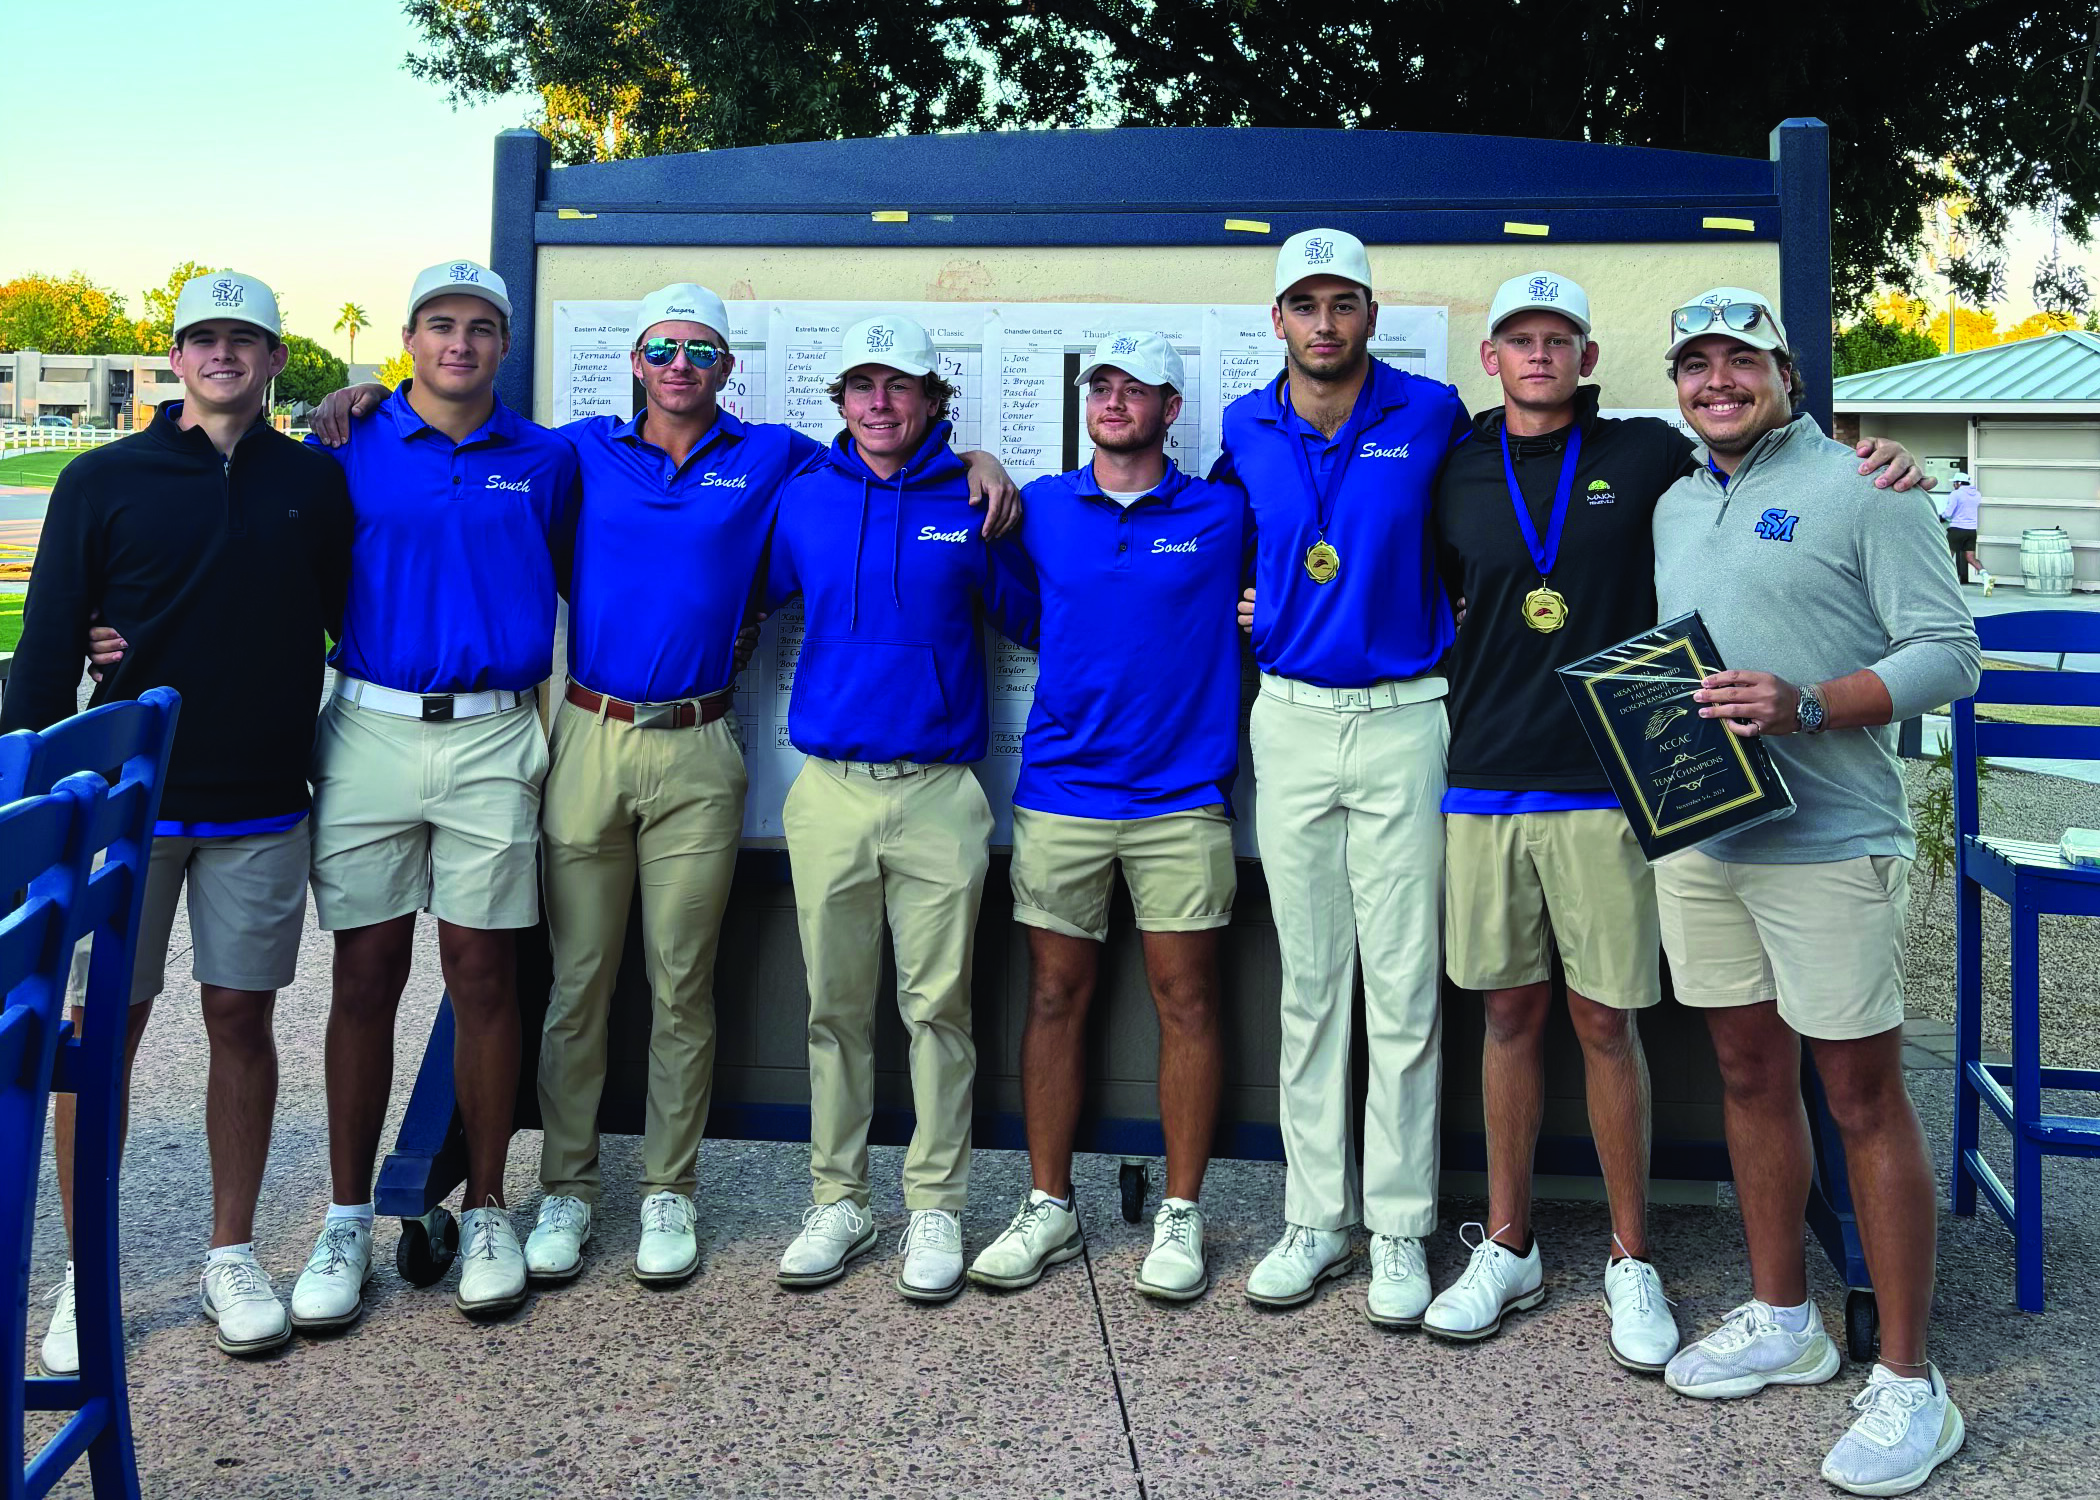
[965,332,1250,1304]
[770,314,1035,1304]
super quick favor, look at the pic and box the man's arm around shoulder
[1,472,99,733]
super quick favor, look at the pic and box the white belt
[335,675,531,722]
[1257,673,1447,712]
[830,757,933,780]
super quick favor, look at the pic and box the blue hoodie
[768,421,1036,763]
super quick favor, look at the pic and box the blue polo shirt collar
[382,381,523,449]
[612,405,747,459]
[1068,457,1193,508]
[1256,357,1411,434]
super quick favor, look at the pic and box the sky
[3,0,2095,362]
[0,0,529,363]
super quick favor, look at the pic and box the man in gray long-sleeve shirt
[1647,288,1979,1498]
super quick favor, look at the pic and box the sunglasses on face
[637,338,727,368]
[1670,301,1772,339]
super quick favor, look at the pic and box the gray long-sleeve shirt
[1652,415,1981,864]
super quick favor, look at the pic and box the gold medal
[1522,584,1569,633]
[1304,539,1341,584]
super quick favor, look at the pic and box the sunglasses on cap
[638,337,727,368]
[1670,301,1774,339]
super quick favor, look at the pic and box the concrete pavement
[20,902,2100,1499]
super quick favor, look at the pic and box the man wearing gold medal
[1216,229,1473,1320]
[1423,273,1927,1368]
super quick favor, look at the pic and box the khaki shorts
[1444,808,1660,1009]
[309,695,549,932]
[1009,804,1236,943]
[1656,848,1911,1041]
[69,820,310,1007]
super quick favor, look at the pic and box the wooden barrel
[2020,527,2077,596]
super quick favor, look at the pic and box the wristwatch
[1796,682,1827,734]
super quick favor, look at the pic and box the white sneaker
[524,1195,592,1282]
[289,1217,375,1333]
[1366,1233,1432,1328]
[777,1201,877,1287]
[1979,570,1996,598]
[1663,1300,1841,1399]
[897,1208,966,1303]
[1423,1224,1545,1341]
[1603,1256,1679,1372]
[1820,1363,1966,1496]
[37,1264,78,1376]
[969,1190,1082,1290]
[1245,1223,1352,1308]
[1135,1199,1207,1302]
[454,1202,528,1319]
[200,1252,292,1358]
[635,1192,699,1285]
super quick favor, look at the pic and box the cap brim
[1666,327,1786,361]
[836,357,937,379]
[1072,360,1170,388]
[1489,304,1591,336]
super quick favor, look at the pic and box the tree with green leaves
[1834,316,1945,378]
[405,0,2100,316]
[0,273,143,354]
[334,303,371,363]
[273,334,349,408]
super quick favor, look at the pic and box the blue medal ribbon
[1500,424,1582,580]
[1285,372,1373,541]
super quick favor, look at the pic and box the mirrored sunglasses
[638,338,727,368]
[1670,302,1771,339]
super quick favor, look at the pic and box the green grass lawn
[0,447,92,488]
[0,594,22,653]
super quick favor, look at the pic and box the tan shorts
[1655,849,1911,1041]
[1444,808,1660,1009]
[69,820,310,1007]
[1009,804,1236,943]
[309,695,549,932]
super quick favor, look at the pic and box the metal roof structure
[1833,329,2100,413]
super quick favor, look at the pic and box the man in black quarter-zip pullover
[4,269,352,1370]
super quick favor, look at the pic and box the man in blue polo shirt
[771,314,1035,1304]
[965,332,1248,1303]
[288,260,578,1328]
[1221,229,1470,1322]
[524,283,819,1289]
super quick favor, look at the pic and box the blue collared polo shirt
[1013,460,1252,819]
[312,384,578,694]
[1216,358,1469,688]
[562,408,820,702]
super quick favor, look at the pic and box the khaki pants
[1251,678,1449,1238]
[784,758,992,1211]
[537,698,747,1202]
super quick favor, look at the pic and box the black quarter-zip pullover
[2,402,353,822]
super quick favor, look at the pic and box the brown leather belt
[565,681,728,728]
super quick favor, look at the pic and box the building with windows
[1836,330,2100,591]
[0,351,184,428]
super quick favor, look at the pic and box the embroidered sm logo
[1304,238,1334,265]
[449,263,481,283]
[1754,508,1801,542]
[1527,276,1559,302]
[210,277,245,308]
[1111,336,1140,354]
[866,325,896,353]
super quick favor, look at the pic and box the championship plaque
[1555,612,1793,861]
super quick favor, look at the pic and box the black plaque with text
[1555,612,1793,861]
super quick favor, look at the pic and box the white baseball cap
[834,314,939,379]
[1275,228,1374,300]
[1488,271,1592,337]
[1666,287,1790,360]
[407,260,512,324]
[1073,331,1185,393]
[633,283,730,346]
[172,271,281,339]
